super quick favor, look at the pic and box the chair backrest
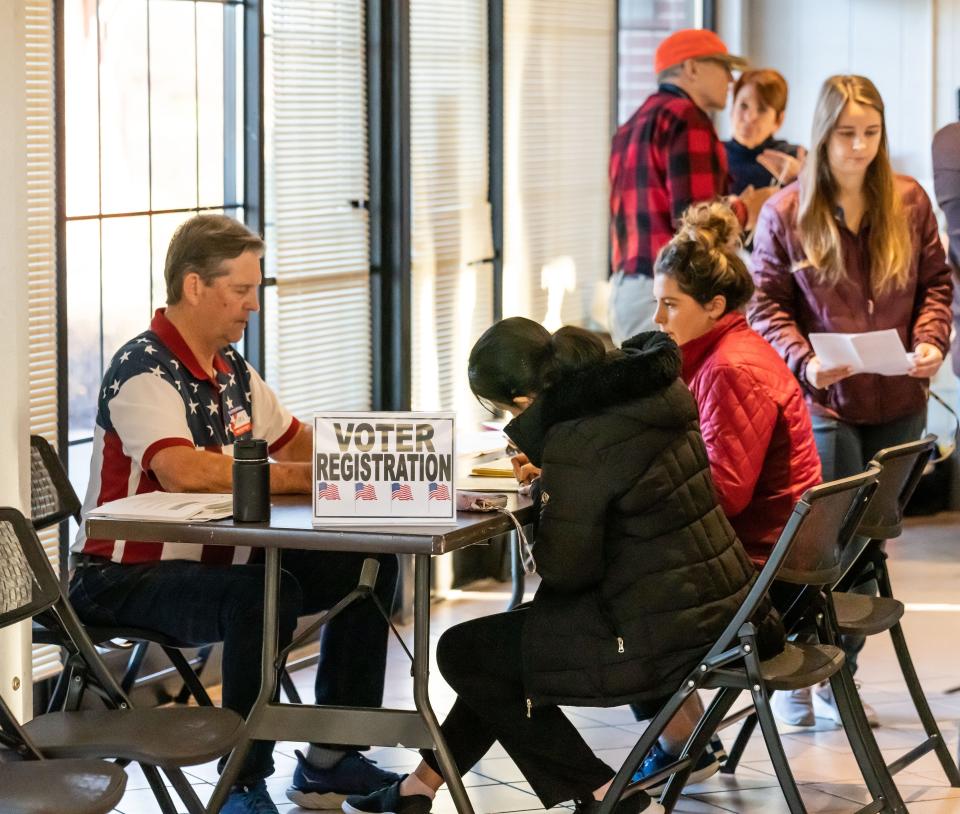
[776,467,879,586]
[704,468,878,657]
[856,435,936,540]
[0,506,131,709]
[30,434,82,530]
[0,507,60,628]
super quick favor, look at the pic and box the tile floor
[110,513,960,813]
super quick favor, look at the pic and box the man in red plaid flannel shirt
[608,29,774,345]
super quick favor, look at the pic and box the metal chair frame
[721,436,960,790]
[30,433,303,708]
[599,469,908,814]
[1,505,245,814]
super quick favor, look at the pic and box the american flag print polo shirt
[74,308,300,564]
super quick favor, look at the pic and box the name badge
[229,404,253,437]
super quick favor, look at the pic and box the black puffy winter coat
[506,331,782,709]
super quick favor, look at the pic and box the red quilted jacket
[680,312,822,564]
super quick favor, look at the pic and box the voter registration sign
[312,412,456,525]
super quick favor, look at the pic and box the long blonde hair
[798,75,912,294]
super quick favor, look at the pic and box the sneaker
[222,780,280,814]
[813,680,879,727]
[341,778,432,814]
[287,750,403,809]
[574,794,665,813]
[771,687,815,727]
[630,736,724,794]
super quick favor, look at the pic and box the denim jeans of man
[69,549,399,785]
[811,409,926,673]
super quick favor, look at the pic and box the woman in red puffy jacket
[626,200,819,791]
[652,201,822,565]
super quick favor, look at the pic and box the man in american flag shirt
[69,215,400,814]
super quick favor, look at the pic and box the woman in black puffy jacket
[343,318,782,814]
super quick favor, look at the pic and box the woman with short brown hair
[724,68,805,194]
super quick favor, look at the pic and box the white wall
[0,0,34,721]
[718,0,960,191]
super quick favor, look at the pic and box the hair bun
[676,201,741,253]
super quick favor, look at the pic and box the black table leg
[412,553,475,814]
[206,546,283,813]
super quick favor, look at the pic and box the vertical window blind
[409,0,493,424]
[25,0,61,681]
[264,0,371,415]
[502,0,614,331]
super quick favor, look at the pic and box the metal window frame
[488,0,504,323]
[241,0,265,372]
[368,0,411,412]
[57,0,250,455]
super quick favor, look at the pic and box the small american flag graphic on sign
[391,482,413,501]
[428,482,450,501]
[355,482,377,501]
[317,482,340,501]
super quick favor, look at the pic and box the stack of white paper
[87,492,234,522]
[808,329,913,376]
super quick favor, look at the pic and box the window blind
[409,0,493,424]
[502,0,614,331]
[264,0,371,414]
[618,0,699,126]
[25,0,61,682]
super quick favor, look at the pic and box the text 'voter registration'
[315,422,453,483]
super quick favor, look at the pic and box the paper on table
[88,492,234,522]
[808,329,912,376]
[456,476,520,493]
[470,456,516,477]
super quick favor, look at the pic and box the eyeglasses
[476,396,504,417]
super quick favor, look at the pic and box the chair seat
[34,618,198,649]
[705,642,845,692]
[832,592,904,636]
[0,758,127,814]
[23,707,244,766]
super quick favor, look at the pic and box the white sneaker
[812,680,879,727]
[770,687,815,727]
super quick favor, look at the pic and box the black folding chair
[831,437,960,787]
[0,505,243,814]
[29,433,303,708]
[720,436,960,791]
[599,469,909,814]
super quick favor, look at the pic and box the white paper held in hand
[808,329,912,376]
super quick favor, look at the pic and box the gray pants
[811,410,926,673]
[607,271,657,347]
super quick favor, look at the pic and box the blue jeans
[69,550,398,785]
[811,410,926,673]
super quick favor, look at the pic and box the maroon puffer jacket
[749,176,952,425]
[680,312,822,564]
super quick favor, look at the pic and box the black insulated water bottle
[233,438,270,522]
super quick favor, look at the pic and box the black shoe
[341,778,432,814]
[574,793,665,814]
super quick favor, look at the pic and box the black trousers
[69,549,399,785]
[419,607,617,809]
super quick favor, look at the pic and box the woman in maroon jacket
[750,75,952,476]
[653,201,822,565]
[750,74,952,725]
